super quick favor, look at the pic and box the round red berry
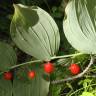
[69,64,80,75]
[4,72,12,80]
[28,71,35,79]
[44,62,54,74]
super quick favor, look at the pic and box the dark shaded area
[0,0,62,41]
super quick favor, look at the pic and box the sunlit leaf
[63,0,96,54]
[80,92,94,96]
[10,4,60,61]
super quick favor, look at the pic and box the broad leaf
[0,78,12,96]
[0,42,17,71]
[13,65,50,96]
[10,4,60,61]
[63,0,96,54]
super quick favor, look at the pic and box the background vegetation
[0,0,96,96]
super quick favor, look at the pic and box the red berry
[28,71,35,79]
[4,72,12,80]
[69,64,80,75]
[44,62,54,74]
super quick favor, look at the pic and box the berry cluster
[69,63,80,75]
[3,62,55,80]
[3,63,81,80]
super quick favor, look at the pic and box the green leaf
[80,92,94,96]
[0,42,17,71]
[63,0,96,54]
[51,85,61,96]
[10,4,60,61]
[13,66,50,96]
[0,78,12,96]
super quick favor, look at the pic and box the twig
[43,0,52,14]
[51,55,94,85]
[0,53,83,75]
[51,53,83,60]
[59,0,69,13]
[0,59,42,75]
[10,60,42,69]
[85,74,96,78]
[10,52,82,69]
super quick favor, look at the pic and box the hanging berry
[44,62,54,74]
[28,71,35,79]
[69,64,80,75]
[4,72,13,80]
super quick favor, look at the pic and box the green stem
[51,55,94,85]
[0,52,83,75]
[0,60,42,75]
[10,59,42,69]
[70,84,96,96]
[43,0,52,14]
[51,52,83,60]
[12,52,83,69]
